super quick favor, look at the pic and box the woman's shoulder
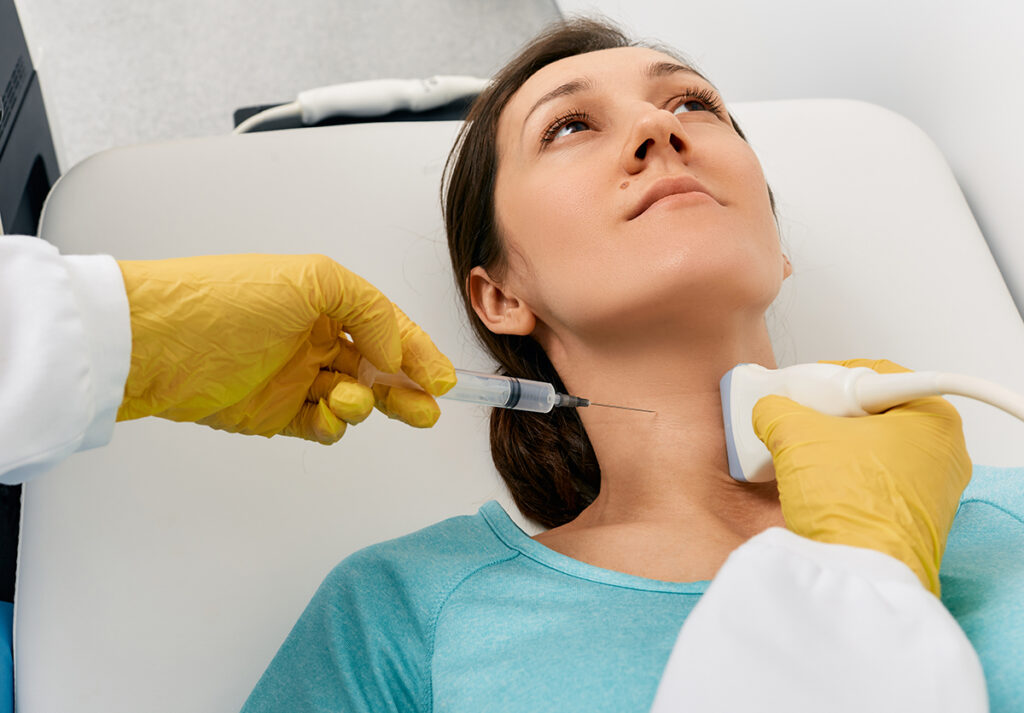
[943,465,1024,710]
[944,464,1024,583]
[958,465,1024,521]
[322,502,521,604]
[242,507,521,713]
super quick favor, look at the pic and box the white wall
[13,0,559,171]
[558,0,1024,318]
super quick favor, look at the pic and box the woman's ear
[782,254,792,279]
[468,266,536,336]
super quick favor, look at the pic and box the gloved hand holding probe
[752,358,973,596]
[116,253,456,444]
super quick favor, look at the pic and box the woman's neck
[536,317,785,577]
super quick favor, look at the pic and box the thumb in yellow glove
[116,254,456,444]
[752,358,972,597]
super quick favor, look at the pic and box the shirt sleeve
[240,547,435,713]
[650,527,989,713]
[0,235,131,484]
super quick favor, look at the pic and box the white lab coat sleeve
[0,235,131,484]
[650,527,988,713]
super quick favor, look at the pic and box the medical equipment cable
[233,75,489,134]
[357,359,653,414]
[233,102,301,134]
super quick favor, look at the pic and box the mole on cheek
[619,181,629,189]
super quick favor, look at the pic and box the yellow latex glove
[752,358,972,597]
[116,254,456,444]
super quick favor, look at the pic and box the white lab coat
[650,527,989,712]
[0,235,130,485]
[0,235,989,711]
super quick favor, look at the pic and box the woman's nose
[621,109,689,174]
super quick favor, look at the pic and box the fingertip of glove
[425,363,457,397]
[397,351,455,397]
[395,399,442,429]
[327,379,375,424]
[408,406,441,429]
[378,386,442,428]
[313,398,347,444]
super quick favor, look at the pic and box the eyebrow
[522,78,594,129]
[520,61,704,132]
[645,61,701,81]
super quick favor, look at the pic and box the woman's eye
[541,110,594,146]
[674,99,712,114]
[670,89,725,118]
[554,119,589,138]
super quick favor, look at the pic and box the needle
[587,402,656,413]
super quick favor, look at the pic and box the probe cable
[233,76,488,135]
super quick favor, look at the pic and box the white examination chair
[16,99,1024,712]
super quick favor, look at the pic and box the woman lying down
[242,18,1021,712]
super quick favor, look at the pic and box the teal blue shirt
[941,465,1024,710]
[242,465,1024,712]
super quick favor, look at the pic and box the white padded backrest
[18,99,1024,713]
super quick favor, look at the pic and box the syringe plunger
[357,360,584,413]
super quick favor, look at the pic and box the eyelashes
[539,87,726,147]
[675,87,724,117]
[540,109,595,144]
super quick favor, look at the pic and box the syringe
[357,359,653,414]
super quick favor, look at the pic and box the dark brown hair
[443,17,775,529]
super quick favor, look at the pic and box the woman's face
[489,46,790,346]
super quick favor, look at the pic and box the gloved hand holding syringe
[357,359,654,414]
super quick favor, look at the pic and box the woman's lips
[628,175,717,220]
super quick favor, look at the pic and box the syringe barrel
[356,358,559,413]
[448,370,557,413]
